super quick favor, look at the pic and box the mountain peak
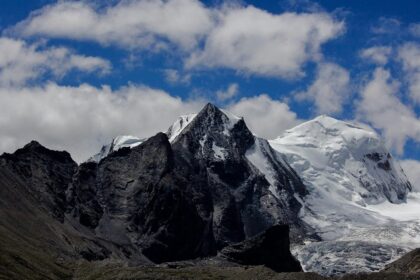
[24,140,43,148]
[168,103,244,145]
[6,140,75,164]
[202,102,218,111]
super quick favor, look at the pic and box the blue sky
[0,0,419,173]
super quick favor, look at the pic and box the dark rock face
[70,132,214,263]
[0,141,77,221]
[220,225,302,272]
[171,103,309,246]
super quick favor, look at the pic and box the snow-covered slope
[88,135,143,162]
[166,113,197,142]
[269,115,417,275]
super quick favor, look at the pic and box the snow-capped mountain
[270,115,411,236]
[26,103,306,267]
[169,103,309,241]
[269,115,418,275]
[79,105,420,276]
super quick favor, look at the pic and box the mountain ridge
[0,103,417,278]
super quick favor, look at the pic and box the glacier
[269,115,419,275]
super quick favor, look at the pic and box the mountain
[1,103,419,278]
[269,115,416,275]
[0,103,304,279]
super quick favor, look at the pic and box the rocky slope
[383,248,420,273]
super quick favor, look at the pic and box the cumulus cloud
[0,37,110,86]
[216,83,238,102]
[14,1,343,79]
[13,0,213,51]
[187,6,344,79]
[357,67,420,154]
[360,46,392,65]
[0,83,203,162]
[228,94,301,139]
[400,159,420,191]
[295,62,350,114]
[398,42,420,103]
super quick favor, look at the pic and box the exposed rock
[220,225,302,272]
[0,140,77,221]
[383,248,420,273]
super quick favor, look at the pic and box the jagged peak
[4,140,74,164]
[23,140,43,149]
[167,103,246,144]
[199,102,241,121]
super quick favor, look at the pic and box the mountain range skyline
[0,0,419,181]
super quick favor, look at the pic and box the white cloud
[228,94,301,139]
[360,46,392,65]
[0,37,110,86]
[164,69,191,84]
[295,62,350,115]
[0,83,203,162]
[398,42,420,103]
[216,83,238,101]
[14,0,213,51]
[357,67,420,154]
[14,1,343,80]
[187,6,344,79]
[400,160,420,192]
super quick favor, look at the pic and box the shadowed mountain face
[0,103,304,278]
[68,103,308,263]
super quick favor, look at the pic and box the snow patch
[88,135,143,163]
[212,142,226,160]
